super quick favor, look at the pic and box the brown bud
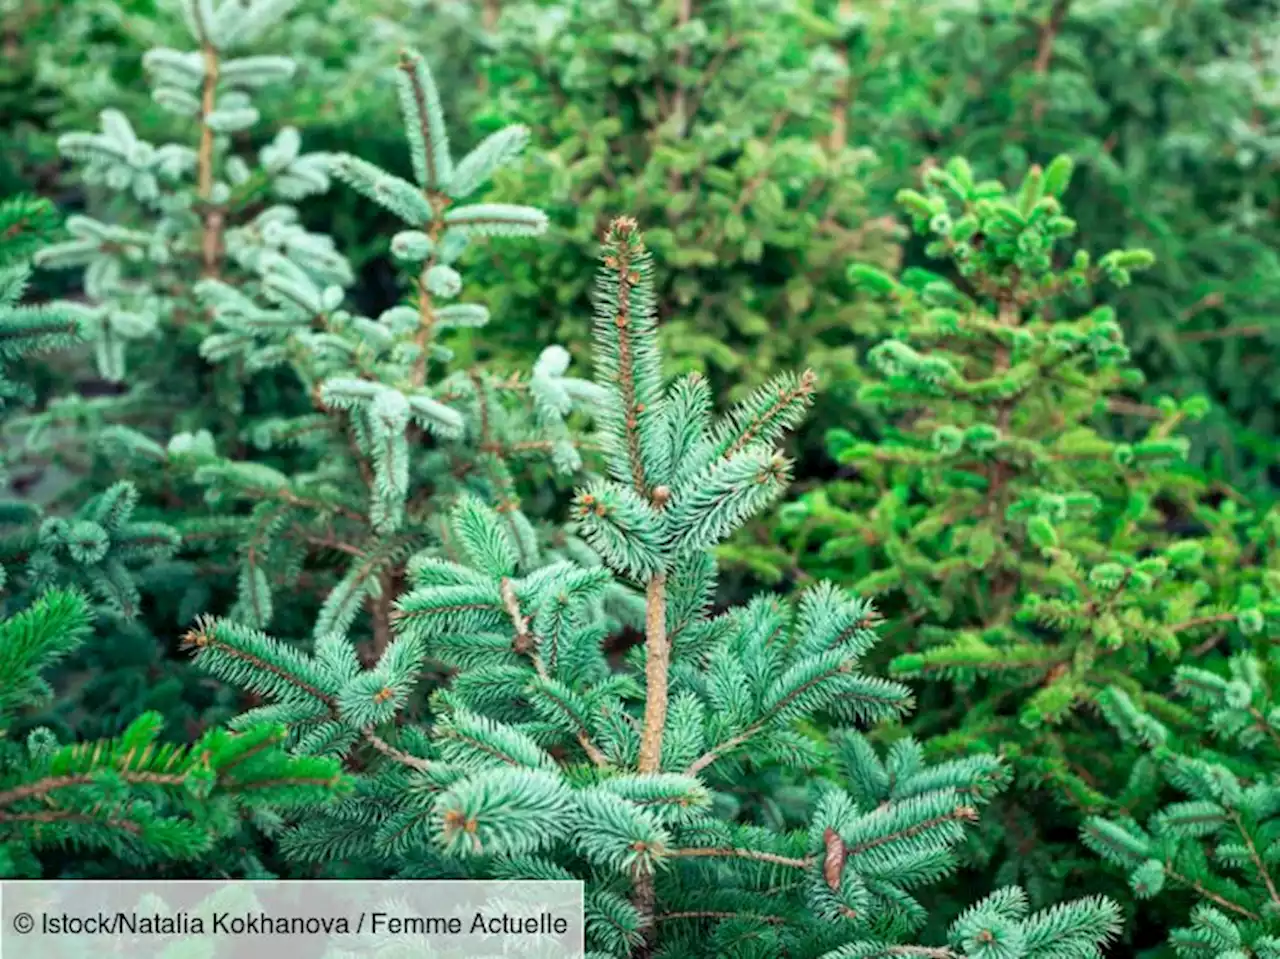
[822,827,846,891]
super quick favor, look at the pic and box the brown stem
[370,569,395,659]
[684,655,868,775]
[1166,866,1261,921]
[197,42,224,277]
[1230,809,1280,906]
[1106,397,1162,419]
[185,617,430,775]
[0,771,189,809]
[668,846,811,870]
[637,574,670,773]
[1187,630,1228,657]
[605,224,651,496]
[669,0,694,136]
[654,911,785,926]
[411,266,438,387]
[299,533,365,557]
[1248,706,1280,754]
[361,726,431,773]
[681,34,740,129]
[0,810,142,832]
[274,487,366,524]
[1178,324,1266,343]
[501,578,611,768]
[662,0,694,227]
[1031,0,1071,122]
[631,870,657,959]
[828,0,855,150]
[408,187,449,387]
[1169,612,1236,635]
[848,806,979,857]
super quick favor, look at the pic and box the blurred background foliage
[7,0,1278,481]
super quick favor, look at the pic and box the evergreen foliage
[0,0,498,303]
[832,0,1280,479]
[5,0,498,740]
[466,0,901,411]
[3,0,345,762]
[1,195,181,624]
[0,194,79,458]
[153,39,603,656]
[1084,656,1280,953]
[0,192,346,879]
[19,0,345,459]
[187,202,1123,956]
[775,155,1279,902]
[3,1,1279,953]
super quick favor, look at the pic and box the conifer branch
[847,805,981,856]
[1030,0,1070,122]
[501,576,611,768]
[1228,809,1280,907]
[604,218,652,496]
[361,726,432,773]
[1169,612,1237,634]
[1165,868,1260,921]
[0,771,190,809]
[1033,1,1071,75]
[654,911,786,926]
[0,810,144,832]
[667,846,810,870]
[410,220,445,386]
[183,617,337,708]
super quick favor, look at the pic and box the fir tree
[2,194,184,624]
[1,0,493,274]
[24,0,341,448]
[0,192,347,878]
[1084,655,1280,954]
[14,5,599,868]
[465,0,901,411]
[0,583,347,879]
[3,0,343,751]
[135,43,603,662]
[5,0,503,751]
[773,155,1276,902]
[827,0,1280,482]
[186,208,1123,957]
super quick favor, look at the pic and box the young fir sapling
[184,202,1124,957]
[24,0,342,456]
[1,193,183,625]
[776,155,1277,900]
[3,0,364,749]
[835,1,1280,478]
[0,194,346,879]
[164,46,606,656]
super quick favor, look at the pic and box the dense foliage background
[3,1,1279,957]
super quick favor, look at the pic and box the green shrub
[773,155,1279,906]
